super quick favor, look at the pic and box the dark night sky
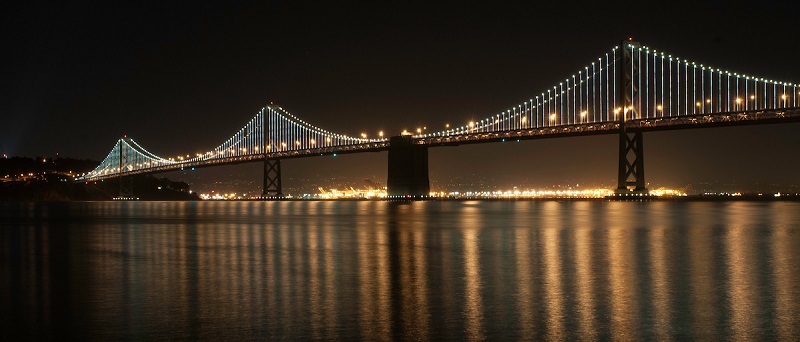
[3,1,799,191]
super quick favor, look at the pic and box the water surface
[1,200,799,340]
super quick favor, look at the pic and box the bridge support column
[118,175,134,199]
[117,138,135,200]
[387,136,430,199]
[616,131,647,194]
[615,39,647,196]
[262,159,283,198]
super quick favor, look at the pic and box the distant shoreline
[15,194,793,202]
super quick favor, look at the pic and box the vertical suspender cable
[645,50,649,117]
[592,63,602,121]
[613,48,617,119]
[606,54,610,120]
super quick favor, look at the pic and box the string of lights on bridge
[79,42,798,181]
[420,43,797,138]
[81,106,384,179]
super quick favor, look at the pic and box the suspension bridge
[78,40,800,198]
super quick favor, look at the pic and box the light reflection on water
[1,200,800,340]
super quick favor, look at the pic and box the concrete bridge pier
[387,135,430,198]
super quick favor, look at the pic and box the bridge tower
[616,39,647,195]
[387,135,430,198]
[261,105,283,199]
[118,138,135,199]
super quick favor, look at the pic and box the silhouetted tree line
[0,156,97,177]
[0,156,199,201]
[85,176,198,201]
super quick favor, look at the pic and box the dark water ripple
[1,200,799,340]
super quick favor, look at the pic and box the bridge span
[79,40,800,198]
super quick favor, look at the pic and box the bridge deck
[81,142,389,181]
[419,108,800,147]
[80,108,799,182]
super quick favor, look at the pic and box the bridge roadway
[421,108,800,146]
[83,107,799,183]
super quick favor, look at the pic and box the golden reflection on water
[438,208,458,336]
[2,201,800,340]
[771,203,799,340]
[514,220,535,339]
[572,202,597,340]
[320,203,338,339]
[724,202,758,341]
[686,202,720,337]
[461,205,484,341]
[263,204,277,336]
[647,211,672,340]
[278,215,294,336]
[606,202,640,341]
[374,202,392,340]
[399,224,413,337]
[541,202,565,340]
[412,228,430,339]
[307,215,322,339]
[358,218,377,339]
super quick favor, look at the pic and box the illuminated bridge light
[78,42,799,182]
